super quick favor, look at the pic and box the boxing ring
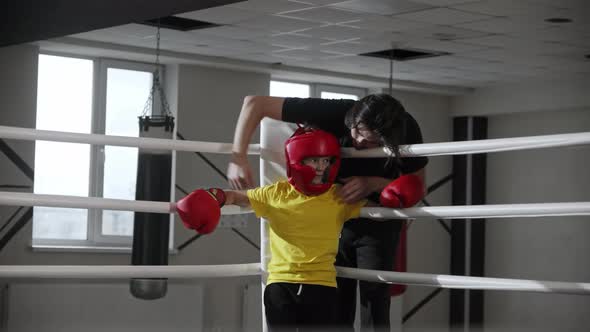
[0,122,589,329]
[0,123,589,287]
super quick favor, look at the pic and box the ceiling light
[433,33,457,41]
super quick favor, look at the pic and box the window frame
[269,79,367,100]
[269,79,311,98]
[312,83,366,99]
[33,53,168,250]
[92,59,166,246]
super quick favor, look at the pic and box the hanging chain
[155,25,161,66]
[141,23,172,117]
[388,42,394,95]
[388,54,393,95]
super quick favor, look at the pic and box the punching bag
[130,115,174,300]
[390,221,408,297]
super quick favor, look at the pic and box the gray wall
[0,44,38,260]
[485,109,590,332]
[452,77,590,117]
[452,79,590,332]
[395,91,453,330]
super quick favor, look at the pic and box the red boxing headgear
[285,127,341,195]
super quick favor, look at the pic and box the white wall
[485,108,590,332]
[451,77,590,117]
[450,78,590,332]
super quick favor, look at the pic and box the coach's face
[350,124,382,150]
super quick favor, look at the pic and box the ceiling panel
[403,38,491,54]
[331,0,433,15]
[315,40,385,55]
[453,0,552,17]
[457,18,543,35]
[228,0,313,14]
[394,8,494,25]
[238,14,323,33]
[297,24,376,40]
[404,25,491,41]
[263,33,328,49]
[278,7,365,24]
[338,15,433,33]
[177,6,260,24]
[33,0,590,90]
[411,0,481,6]
[190,25,270,40]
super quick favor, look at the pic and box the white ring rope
[335,267,590,296]
[1,125,589,158]
[0,191,250,215]
[0,125,258,154]
[0,264,588,295]
[1,191,589,219]
[0,263,261,279]
[361,203,590,219]
[2,126,588,300]
[344,131,590,158]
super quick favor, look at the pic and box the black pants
[264,282,339,332]
[335,219,401,332]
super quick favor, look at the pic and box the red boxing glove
[380,174,425,208]
[175,188,226,234]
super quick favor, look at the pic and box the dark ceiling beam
[0,0,243,47]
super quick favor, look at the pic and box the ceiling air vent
[359,48,450,61]
[141,16,220,31]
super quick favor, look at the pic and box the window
[270,80,365,100]
[33,54,163,249]
[320,92,359,100]
[33,55,93,240]
[270,81,310,98]
[101,67,153,238]
[314,84,365,100]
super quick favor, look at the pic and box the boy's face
[301,156,332,184]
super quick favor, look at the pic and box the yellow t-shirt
[247,181,365,287]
